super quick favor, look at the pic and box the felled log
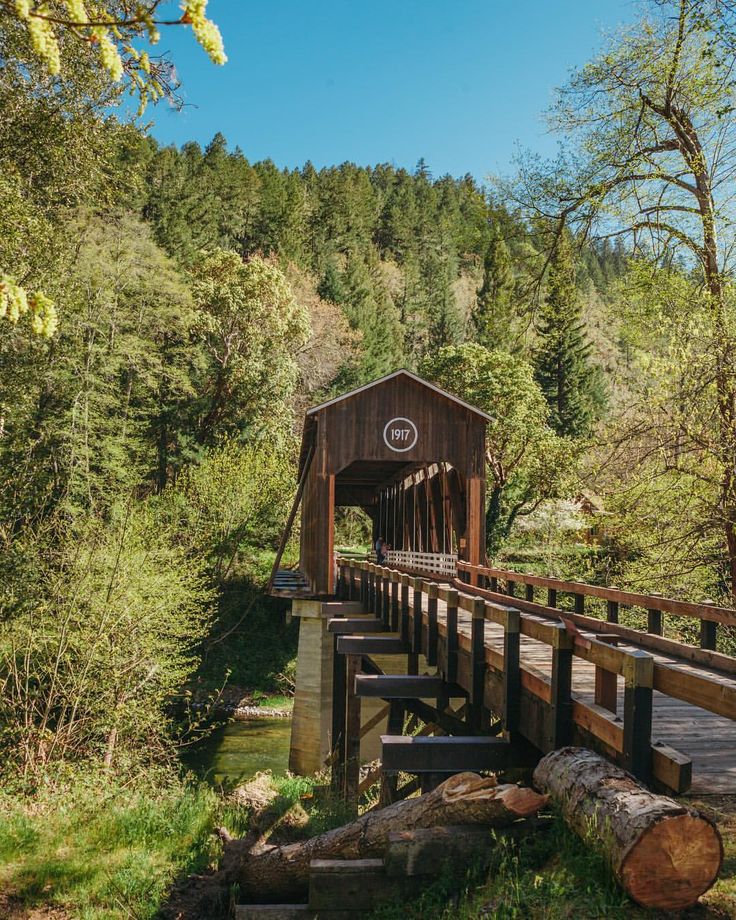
[232,771,547,902]
[534,747,723,911]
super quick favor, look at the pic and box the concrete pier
[289,599,400,775]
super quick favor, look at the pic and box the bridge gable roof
[306,369,491,422]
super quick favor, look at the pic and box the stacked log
[232,772,547,901]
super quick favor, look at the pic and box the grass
[372,812,633,920]
[251,692,293,710]
[0,766,352,920]
[372,801,736,920]
[0,767,249,920]
[1,760,733,920]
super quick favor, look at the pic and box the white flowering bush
[9,1,226,109]
[0,272,57,337]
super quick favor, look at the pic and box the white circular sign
[383,417,418,452]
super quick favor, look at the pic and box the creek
[186,718,292,786]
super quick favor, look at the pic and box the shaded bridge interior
[336,460,464,555]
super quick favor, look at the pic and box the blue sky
[149,0,636,180]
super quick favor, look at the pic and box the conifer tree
[318,260,346,304]
[473,229,515,350]
[340,254,404,383]
[534,232,604,437]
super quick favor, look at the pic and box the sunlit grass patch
[0,769,238,919]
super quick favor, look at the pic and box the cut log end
[439,772,548,817]
[496,784,549,818]
[622,813,724,911]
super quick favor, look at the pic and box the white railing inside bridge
[384,550,457,577]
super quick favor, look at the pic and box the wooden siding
[299,372,487,595]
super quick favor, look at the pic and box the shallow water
[186,718,292,787]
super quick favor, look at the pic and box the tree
[0,213,197,524]
[190,250,310,445]
[0,502,213,772]
[1,0,225,102]
[473,229,516,350]
[0,0,225,337]
[419,343,574,552]
[336,252,404,385]
[535,231,605,437]
[173,439,294,584]
[318,259,346,304]
[510,0,736,597]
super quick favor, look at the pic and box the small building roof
[305,369,492,422]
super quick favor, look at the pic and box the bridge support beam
[289,599,364,775]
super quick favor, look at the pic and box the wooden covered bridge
[269,370,736,805]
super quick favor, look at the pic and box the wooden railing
[336,558,736,794]
[457,562,736,664]
[385,550,457,577]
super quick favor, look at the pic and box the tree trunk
[230,772,547,903]
[534,747,723,911]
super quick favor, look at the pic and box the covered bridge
[271,369,490,597]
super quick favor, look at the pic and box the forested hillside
[2,1,736,917]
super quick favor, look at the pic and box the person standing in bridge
[375,536,386,564]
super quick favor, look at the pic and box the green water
[186,718,292,787]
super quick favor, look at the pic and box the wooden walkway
[336,560,736,798]
[455,605,736,795]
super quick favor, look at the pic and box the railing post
[647,603,663,636]
[344,563,352,600]
[360,563,368,607]
[594,635,619,714]
[390,571,400,632]
[525,583,535,603]
[400,574,410,645]
[547,587,557,608]
[445,588,459,684]
[700,600,717,650]
[427,582,439,666]
[490,575,498,592]
[469,598,486,731]
[381,568,390,627]
[574,588,585,615]
[622,650,653,784]
[506,578,516,598]
[502,607,521,733]
[411,578,424,658]
[607,588,619,624]
[366,562,373,613]
[701,619,717,650]
[548,623,574,750]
